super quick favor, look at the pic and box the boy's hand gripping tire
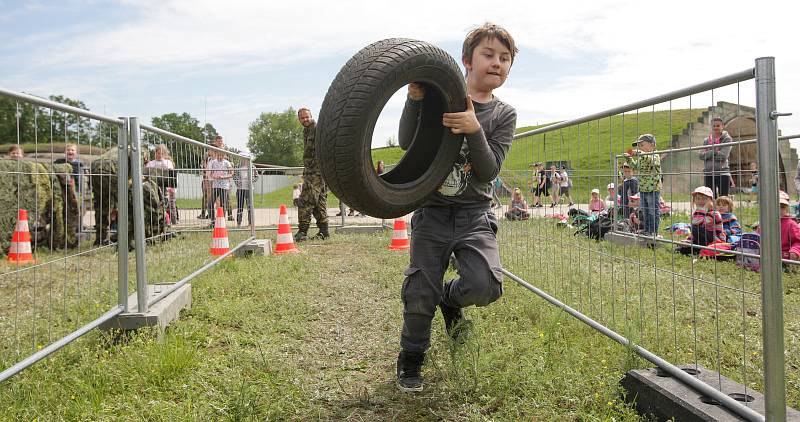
[316,38,467,219]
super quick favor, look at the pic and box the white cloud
[3,0,799,153]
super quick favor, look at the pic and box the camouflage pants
[298,173,328,232]
[91,164,118,244]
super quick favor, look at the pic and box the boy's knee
[401,268,440,316]
[454,268,503,307]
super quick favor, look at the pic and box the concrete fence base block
[235,239,272,257]
[335,225,388,235]
[620,365,800,421]
[99,283,192,332]
[604,232,659,249]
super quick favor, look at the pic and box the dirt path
[291,235,457,420]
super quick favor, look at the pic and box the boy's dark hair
[462,22,518,66]
[711,117,724,124]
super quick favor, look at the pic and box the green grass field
[1,220,797,420]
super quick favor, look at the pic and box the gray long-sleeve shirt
[398,96,517,207]
[698,131,732,176]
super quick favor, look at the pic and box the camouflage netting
[91,148,166,248]
[0,159,79,255]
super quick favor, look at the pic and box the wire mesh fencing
[0,89,129,382]
[496,58,793,420]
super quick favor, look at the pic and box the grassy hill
[368,108,704,202]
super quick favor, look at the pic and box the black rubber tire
[316,38,466,219]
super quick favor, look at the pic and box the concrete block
[99,283,191,331]
[604,232,658,249]
[235,239,272,257]
[621,365,800,421]
[335,225,388,235]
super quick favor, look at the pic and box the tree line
[1,94,386,168]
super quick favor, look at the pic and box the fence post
[247,158,256,237]
[128,117,149,313]
[117,118,130,312]
[755,56,786,421]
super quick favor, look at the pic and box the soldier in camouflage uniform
[90,148,119,246]
[295,107,329,242]
[91,147,166,248]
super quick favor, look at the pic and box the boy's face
[717,202,729,213]
[637,141,654,152]
[623,167,633,178]
[9,149,22,159]
[65,146,77,159]
[463,37,512,91]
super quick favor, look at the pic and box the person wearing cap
[624,134,662,236]
[682,186,725,253]
[699,117,732,198]
[505,188,530,221]
[605,182,620,213]
[589,188,605,214]
[773,191,800,261]
[618,162,639,220]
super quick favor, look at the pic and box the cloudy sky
[1,0,798,154]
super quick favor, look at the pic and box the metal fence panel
[497,57,792,420]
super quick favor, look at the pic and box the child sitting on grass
[589,188,605,214]
[777,191,800,261]
[716,195,742,244]
[678,186,725,255]
[505,188,530,220]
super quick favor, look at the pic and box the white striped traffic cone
[274,204,299,254]
[8,209,35,264]
[388,218,410,251]
[209,207,230,256]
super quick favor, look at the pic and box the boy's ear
[462,54,472,73]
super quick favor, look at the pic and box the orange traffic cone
[388,218,410,251]
[8,209,35,265]
[209,207,230,256]
[274,204,299,254]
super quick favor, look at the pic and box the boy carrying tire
[396,22,518,392]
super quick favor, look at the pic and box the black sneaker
[294,231,309,243]
[396,351,425,392]
[313,231,330,240]
[439,301,465,338]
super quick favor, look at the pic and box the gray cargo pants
[400,205,504,353]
